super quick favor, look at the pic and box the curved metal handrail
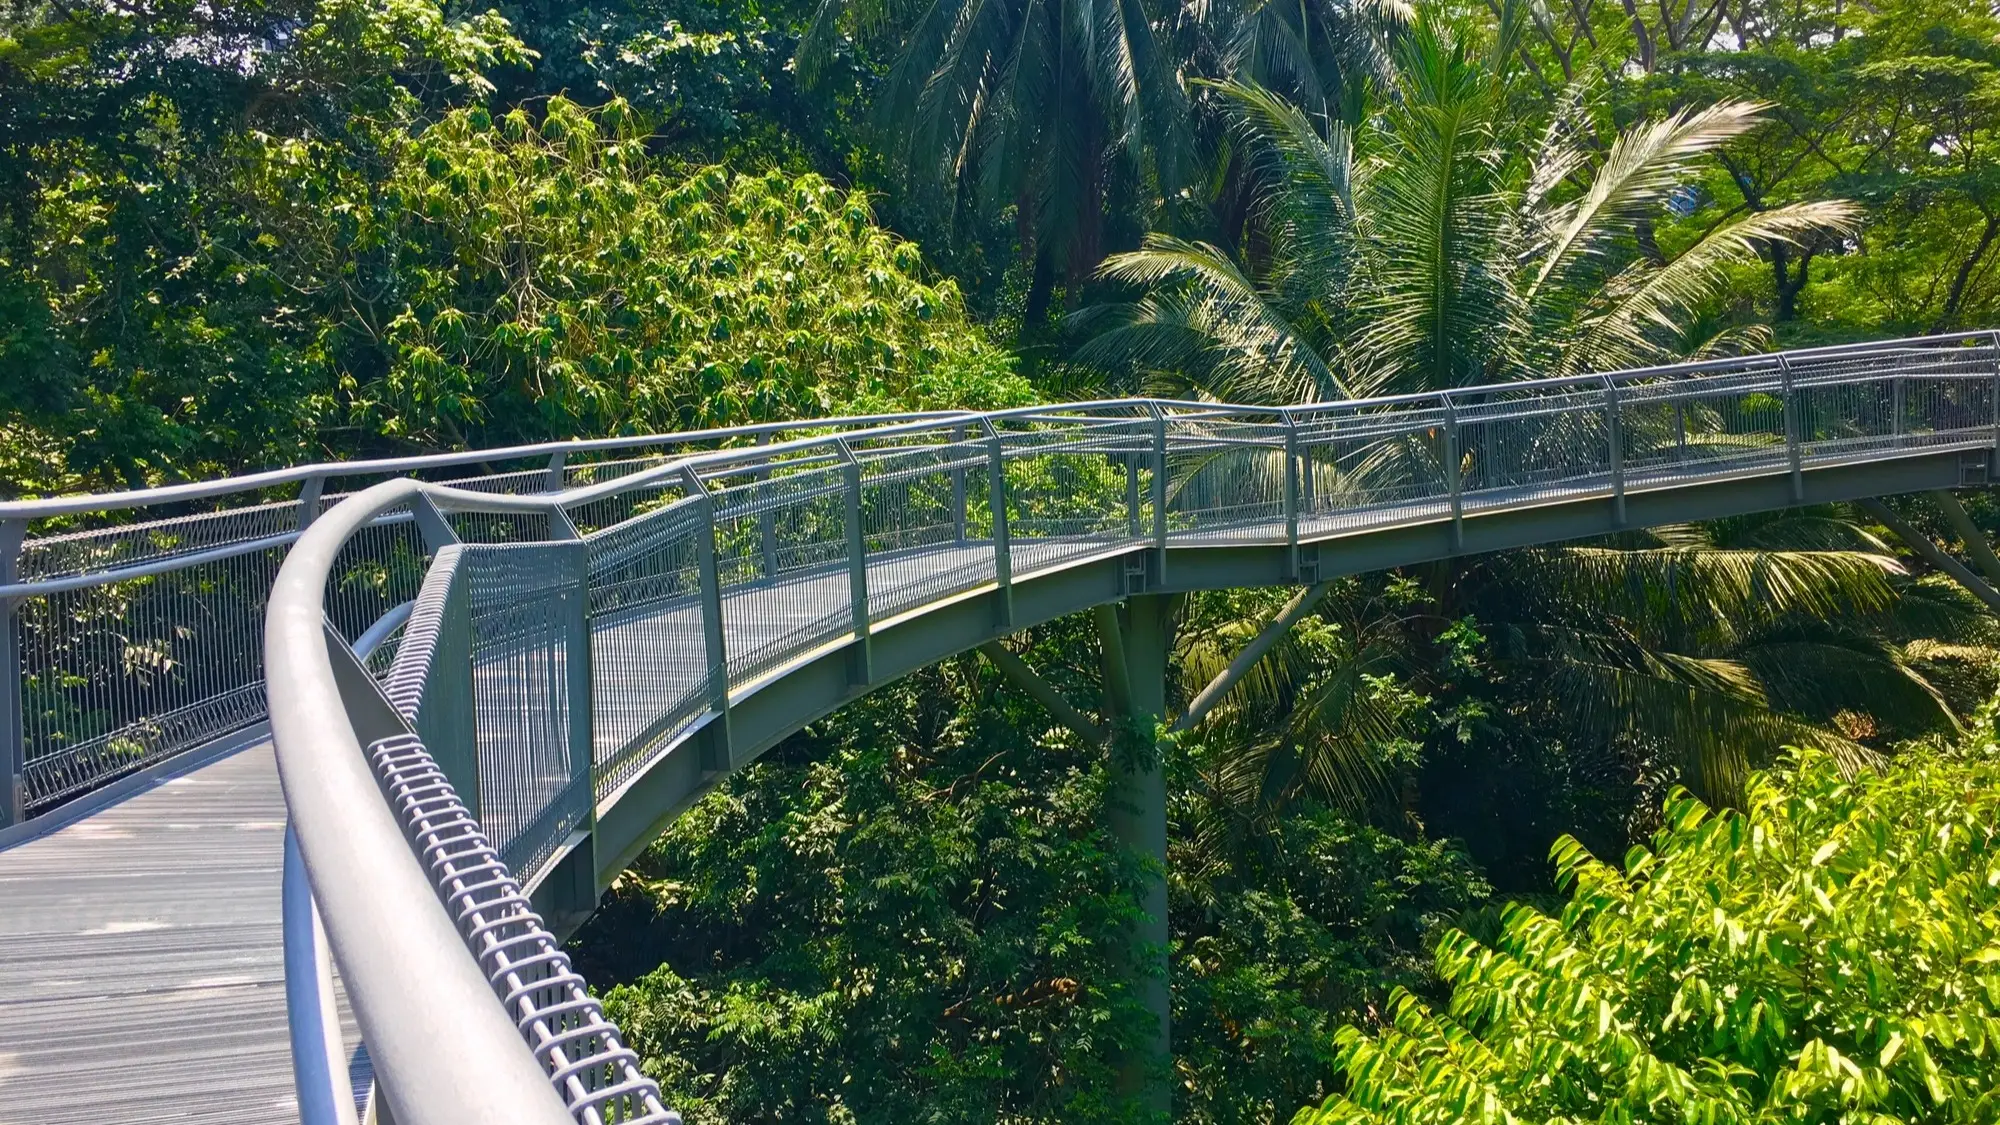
[269,480,582,1125]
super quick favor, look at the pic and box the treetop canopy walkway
[3,329,1999,1123]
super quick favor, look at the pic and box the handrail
[268,479,579,1125]
[0,409,978,520]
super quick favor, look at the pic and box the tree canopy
[1294,717,2000,1124]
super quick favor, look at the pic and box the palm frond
[1562,200,1861,373]
[1527,101,1768,301]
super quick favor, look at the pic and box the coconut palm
[1080,14,1995,811]
[1076,14,1857,401]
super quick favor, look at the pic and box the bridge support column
[1928,491,2000,588]
[1860,498,2000,615]
[1097,595,1173,1122]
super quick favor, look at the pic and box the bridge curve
[4,330,1998,1123]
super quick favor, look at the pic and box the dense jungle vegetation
[5,0,2000,1120]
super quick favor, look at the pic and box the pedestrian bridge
[2,331,1998,1123]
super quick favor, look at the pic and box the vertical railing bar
[754,432,780,580]
[682,466,731,770]
[543,452,567,493]
[1674,392,1687,466]
[979,418,1012,628]
[951,425,969,544]
[1442,392,1463,552]
[835,438,871,683]
[297,473,327,531]
[1989,330,2000,451]
[562,539,595,842]
[1778,354,1803,502]
[1603,375,1625,527]
[0,518,25,828]
[1146,403,1168,586]
[1280,409,1300,578]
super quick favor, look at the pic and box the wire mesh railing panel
[995,413,1150,576]
[16,544,284,811]
[1454,381,1614,508]
[1293,401,1451,535]
[1161,413,1288,540]
[851,430,996,622]
[384,547,482,809]
[18,498,300,581]
[705,455,855,684]
[462,541,593,882]
[324,511,431,645]
[1617,364,1789,485]
[585,498,710,800]
[1793,339,1999,461]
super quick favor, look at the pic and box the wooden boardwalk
[0,740,363,1124]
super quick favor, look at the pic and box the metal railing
[9,329,2000,1122]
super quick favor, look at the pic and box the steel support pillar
[977,642,1104,744]
[1860,498,2000,615]
[1928,491,2000,588]
[1097,596,1172,1122]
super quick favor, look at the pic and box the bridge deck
[0,741,364,1124]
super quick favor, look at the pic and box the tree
[1292,711,2000,1124]
[1079,12,1854,401]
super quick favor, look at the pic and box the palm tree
[795,0,1413,328]
[1076,14,1855,401]
[798,0,1198,323]
[1079,12,1993,811]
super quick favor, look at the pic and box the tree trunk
[1772,240,1815,322]
[1934,211,1999,333]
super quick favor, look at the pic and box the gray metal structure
[4,329,2000,1121]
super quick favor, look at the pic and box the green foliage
[364,97,1026,443]
[583,658,1159,1124]
[1174,802,1490,1123]
[1293,716,2000,1124]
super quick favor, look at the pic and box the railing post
[1147,403,1168,585]
[561,538,594,834]
[1125,448,1142,540]
[1,519,26,828]
[1281,410,1301,578]
[755,432,780,580]
[1674,396,1687,463]
[951,425,969,544]
[1778,354,1803,503]
[411,492,460,551]
[1441,392,1463,552]
[297,473,327,531]
[543,451,567,493]
[982,419,1013,629]
[1989,330,2000,451]
[836,439,871,684]
[682,466,731,771]
[1603,375,1625,528]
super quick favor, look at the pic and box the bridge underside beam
[1928,490,2000,588]
[1859,498,2000,615]
[977,641,1104,744]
